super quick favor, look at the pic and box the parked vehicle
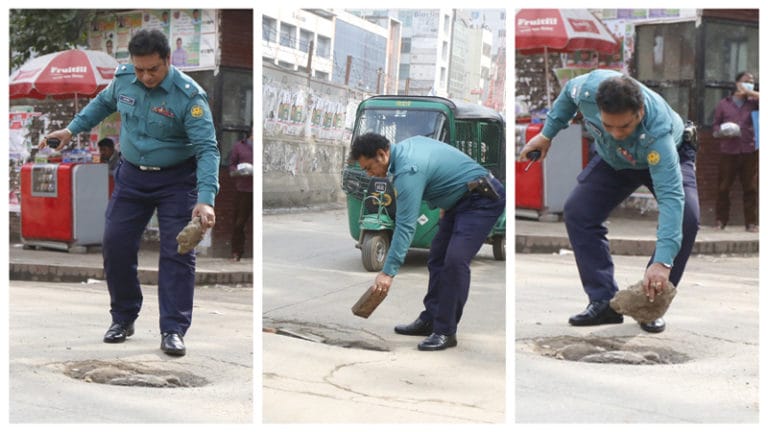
[341,95,506,271]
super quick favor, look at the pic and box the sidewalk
[516,217,759,255]
[8,242,253,285]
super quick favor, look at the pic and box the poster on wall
[115,12,143,63]
[170,9,201,67]
[91,9,217,70]
[88,14,118,59]
[9,109,41,209]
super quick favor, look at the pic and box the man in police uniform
[519,70,700,333]
[42,29,219,356]
[350,133,505,351]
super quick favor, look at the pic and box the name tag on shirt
[584,120,603,139]
[118,94,135,106]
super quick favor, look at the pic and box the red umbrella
[516,9,618,106]
[9,49,118,110]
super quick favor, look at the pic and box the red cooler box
[21,162,109,252]
[515,123,583,220]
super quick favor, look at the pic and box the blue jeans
[564,144,700,302]
[418,178,506,335]
[103,158,198,335]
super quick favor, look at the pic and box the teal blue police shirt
[541,69,685,266]
[67,64,220,206]
[382,136,488,276]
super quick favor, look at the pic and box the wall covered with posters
[262,63,369,208]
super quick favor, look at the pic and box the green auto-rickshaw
[341,95,506,272]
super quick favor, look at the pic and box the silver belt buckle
[139,165,161,171]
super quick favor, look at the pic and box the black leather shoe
[640,318,666,333]
[394,318,433,336]
[103,322,134,343]
[568,300,624,326]
[418,333,458,351]
[161,332,186,356]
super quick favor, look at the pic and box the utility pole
[305,40,314,84]
[344,55,352,86]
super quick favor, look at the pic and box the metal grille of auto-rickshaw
[341,166,369,200]
[455,122,490,163]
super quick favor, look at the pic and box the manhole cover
[263,319,390,352]
[529,335,690,365]
[63,360,209,387]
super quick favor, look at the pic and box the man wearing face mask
[41,29,219,357]
[712,71,760,232]
[519,69,700,333]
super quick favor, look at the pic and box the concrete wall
[262,63,371,209]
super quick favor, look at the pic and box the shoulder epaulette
[114,64,135,76]
[173,69,204,99]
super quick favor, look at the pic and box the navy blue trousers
[103,158,198,335]
[418,177,506,336]
[564,144,700,302]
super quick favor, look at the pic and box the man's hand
[192,203,216,230]
[736,82,760,99]
[518,133,552,162]
[374,272,393,296]
[643,262,671,303]
[38,128,73,151]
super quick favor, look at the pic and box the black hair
[97,138,115,149]
[128,29,171,58]
[596,76,644,114]
[350,132,390,161]
[735,71,752,81]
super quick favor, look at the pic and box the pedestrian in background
[520,69,700,334]
[349,133,505,351]
[712,71,759,232]
[228,125,253,262]
[41,29,220,357]
[97,137,120,177]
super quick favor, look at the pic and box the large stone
[176,216,205,254]
[609,280,677,322]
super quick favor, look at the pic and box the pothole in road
[263,319,390,352]
[63,360,209,387]
[530,335,691,365]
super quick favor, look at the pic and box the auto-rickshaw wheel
[492,235,505,261]
[361,232,390,272]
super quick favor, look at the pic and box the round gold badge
[191,105,204,118]
[647,150,661,165]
